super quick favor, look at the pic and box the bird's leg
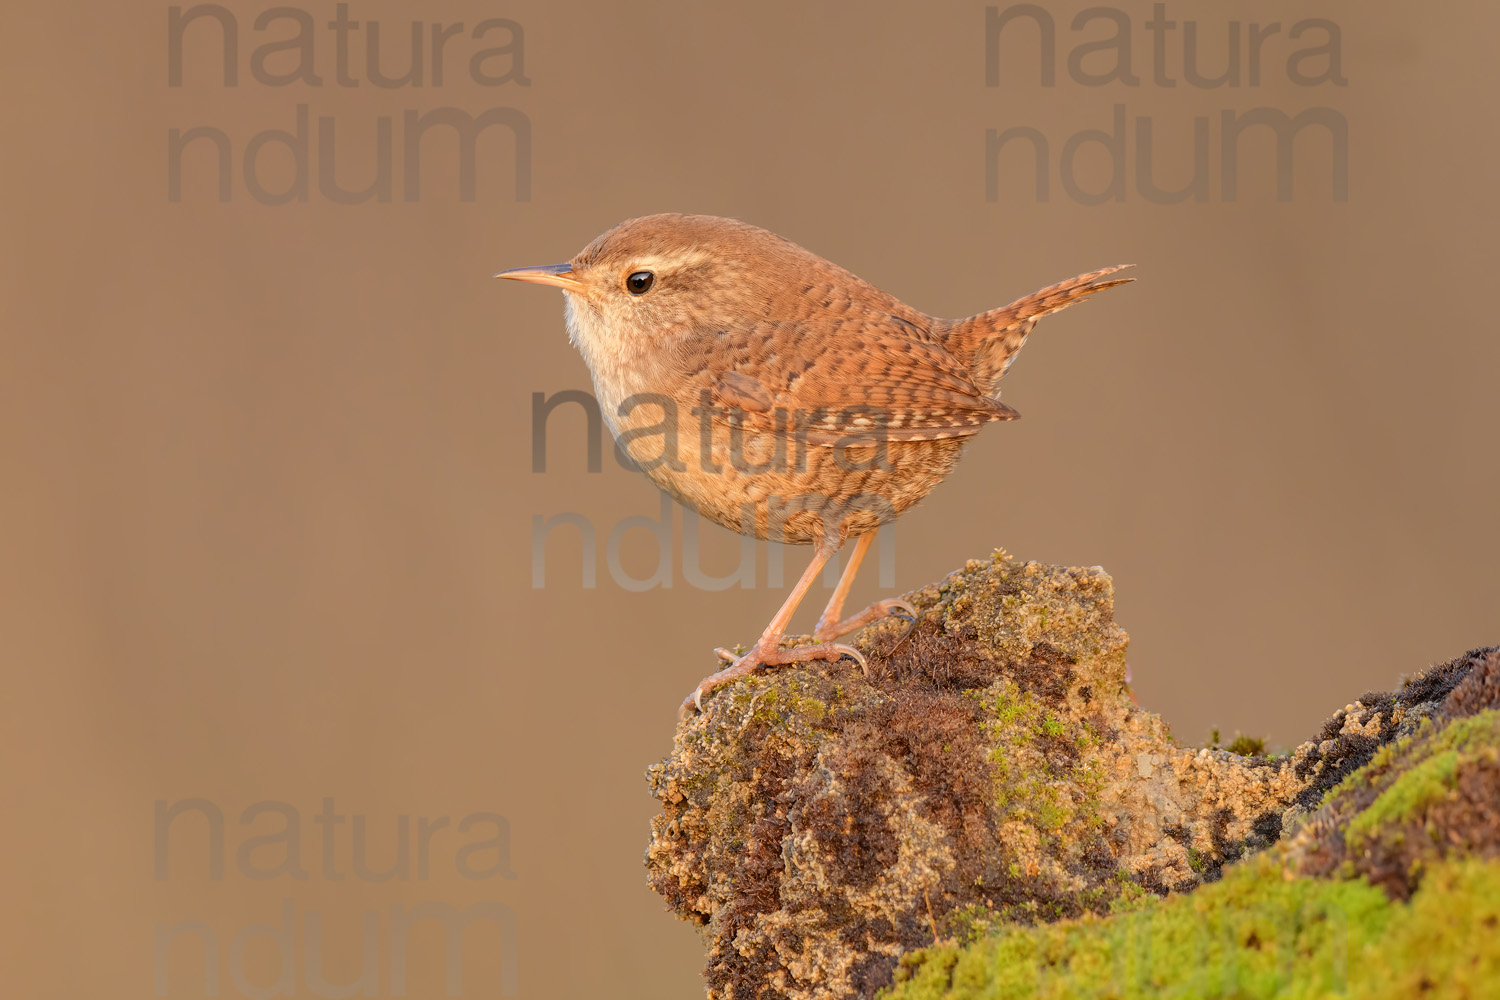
[812,531,916,642]
[680,538,866,720]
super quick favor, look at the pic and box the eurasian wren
[497,214,1130,719]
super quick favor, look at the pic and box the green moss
[883,855,1500,999]
[731,677,833,729]
[748,685,783,726]
[1073,871,1153,918]
[1359,730,1418,781]
[783,680,827,722]
[1361,858,1500,995]
[1345,749,1459,847]
[1031,786,1068,832]
[974,677,1111,868]
[1322,710,1500,827]
[991,687,1030,729]
[1106,872,1154,915]
[1227,734,1268,757]
[942,903,1000,946]
[1431,709,1500,753]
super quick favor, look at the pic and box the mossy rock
[644,552,1498,999]
[883,652,1500,1000]
[883,854,1500,999]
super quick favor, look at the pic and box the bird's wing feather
[674,313,1015,445]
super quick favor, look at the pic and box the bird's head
[495,213,819,370]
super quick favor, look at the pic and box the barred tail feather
[942,265,1133,397]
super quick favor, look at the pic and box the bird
[496,214,1130,720]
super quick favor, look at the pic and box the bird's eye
[626,271,655,295]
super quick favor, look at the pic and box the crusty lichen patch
[647,552,1326,999]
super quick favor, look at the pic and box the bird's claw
[884,599,917,624]
[838,643,870,677]
[679,640,870,720]
[888,603,921,653]
[813,597,920,644]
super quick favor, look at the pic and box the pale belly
[610,407,968,545]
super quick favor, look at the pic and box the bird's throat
[562,292,664,435]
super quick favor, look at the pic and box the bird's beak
[493,262,582,290]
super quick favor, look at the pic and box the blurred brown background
[2,1,1495,997]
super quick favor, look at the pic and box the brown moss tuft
[1444,647,1500,718]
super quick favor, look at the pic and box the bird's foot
[679,640,866,721]
[814,598,917,642]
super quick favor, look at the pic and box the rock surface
[643,552,1499,999]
